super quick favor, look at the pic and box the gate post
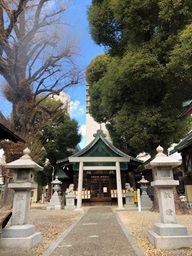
[76,161,83,210]
[116,161,123,209]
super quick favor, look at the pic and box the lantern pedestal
[65,196,75,209]
[47,194,63,210]
[148,223,192,249]
[0,224,41,249]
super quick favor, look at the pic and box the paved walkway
[43,206,145,256]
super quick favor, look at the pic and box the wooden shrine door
[91,175,111,201]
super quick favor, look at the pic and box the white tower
[86,84,111,145]
[50,92,70,114]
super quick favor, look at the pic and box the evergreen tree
[87,0,192,156]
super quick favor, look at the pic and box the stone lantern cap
[5,147,43,171]
[138,175,149,185]
[51,176,62,185]
[147,145,181,168]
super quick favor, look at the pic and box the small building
[0,122,25,143]
[173,131,192,206]
[57,129,143,207]
[172,99,192,206]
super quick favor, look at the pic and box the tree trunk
[174,187,190,214]
[0,141,24,209]
[127,171,136,190]
[150,187,159,212]
[1,170,15,210]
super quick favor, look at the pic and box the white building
[86,84,111,145]
[50,92,70,114]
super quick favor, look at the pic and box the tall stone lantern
[147,145,192,249]
[0,148,43,249]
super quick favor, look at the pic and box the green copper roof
[57,130,143,164]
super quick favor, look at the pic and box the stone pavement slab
[43,206,145,256]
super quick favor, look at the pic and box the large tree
[0,0,81,134]
[87,0,192,157]
[35,109,81,200]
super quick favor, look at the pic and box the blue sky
[0,1,104,149]
[64,0,104,148]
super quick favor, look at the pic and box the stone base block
[2,224,35,238]
[55,205,62,210]
[0,225,41,249]
[0,232,41,249]
[148,226,192,249]
[153,223,188,236]
[47,204,62,210]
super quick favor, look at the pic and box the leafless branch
[0,0,81,133]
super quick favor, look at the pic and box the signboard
[134,190,138,203]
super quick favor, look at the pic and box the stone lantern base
[47,194,63,210]
[0,224,41,249]
[148,223,192,249]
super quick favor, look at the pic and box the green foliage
[35,167,49,187]
[168,24,192,78]
[40,114,81,164]
[88,0,192,55]
[88,0,124,54]
[86,54,112,86]
[86,54,112,122]
[87,0,192,156]
[34,112,81,186]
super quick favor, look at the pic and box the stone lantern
[147,145,192,249]
[138,175,149,191]
[138,176,152,208]
[0,148,43,249]
[47,176,63,210]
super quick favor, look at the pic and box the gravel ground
[0,203,83,256]
[118,210,192,256]
[0,204,192,256]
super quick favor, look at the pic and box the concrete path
[43,206,145,256]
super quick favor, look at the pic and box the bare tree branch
[0,0,81,133]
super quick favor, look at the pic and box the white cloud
[70,100,85,117]
[70,100,80,111]
[78,124,86,136]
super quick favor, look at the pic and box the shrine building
[57,129,143,209]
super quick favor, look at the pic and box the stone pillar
[76,161,83,210]
[147,145,192,249]
[116,161,123,209]
[11,190,31,225]
[0,148,43,249]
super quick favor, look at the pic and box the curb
[115,211,145,256]
[42,211,85,256]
